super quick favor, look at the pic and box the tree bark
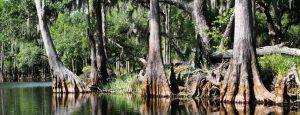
[0,42,4,82]
[101,2,108,59]
[136,0,212,67]
[115,56,120,76]
[164,4,171,64]
[226,0,232,11]
[93,0,109,84]
[12,39,17,81]
[193,0,211,67]
[220,0,275,103]
[141,0,171,97]
[84,0,98,88]
[35,0,89,92]
[126,60,130,73]
[219,14,234,49]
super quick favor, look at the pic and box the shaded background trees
[0,0,298,97]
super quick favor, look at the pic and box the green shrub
[104,73,141,94]
[82,66,92,74]
[259,54,300,78]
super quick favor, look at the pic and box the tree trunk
[141,0,171,97]
[84,0,98,87]
[101,2,108,59]
[193,0,211,67]
[219,14,234,49]
[71,59,75,73]
[220,0,275,103]
[13,39,17,81]
[164,4,171,64]
[93,0,109,84]
[0,42,4,82]
[226,0,232,11]
[126,60,130,74]
[35,0,89,92]
[115,57,120,76]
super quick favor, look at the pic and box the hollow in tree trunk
[141,0,171,97]
[35,0,89,92]
[220,0,275,103]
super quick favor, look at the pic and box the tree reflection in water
[51,93,90,115]
[51,93,299,115]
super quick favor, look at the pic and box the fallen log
[210,44,300,59]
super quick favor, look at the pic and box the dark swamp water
[0,82,299,115]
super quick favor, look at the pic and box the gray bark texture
[141,0,171,97]
[35,0,89,92]
[220,0,275,103]
[85,0,98,88]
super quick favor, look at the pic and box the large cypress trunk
[141,0,171,97]
[93,0,109,85]
[220,0,275,103]
[35,0,89,92]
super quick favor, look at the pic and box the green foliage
[50,11,88,71]
[170,6,195,61]
[0,0,40,73]
[16,43,42,70]
[82,66,92,74]
[259,54,300,78]
[106,2,148,69]
[208,8,234,50]
[104,74,141,94]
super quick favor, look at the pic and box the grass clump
[259,54,300,78]
[103,73,141,94]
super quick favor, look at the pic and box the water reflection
[51,93,299,115]
[0,82,299,115]
[52,93,90,115]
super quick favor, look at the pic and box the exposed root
[252,62,276,103]
[141,79,171,97]
[234,81,250,103]
[52,65,90,93]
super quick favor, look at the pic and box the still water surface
[0,82,299,115]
